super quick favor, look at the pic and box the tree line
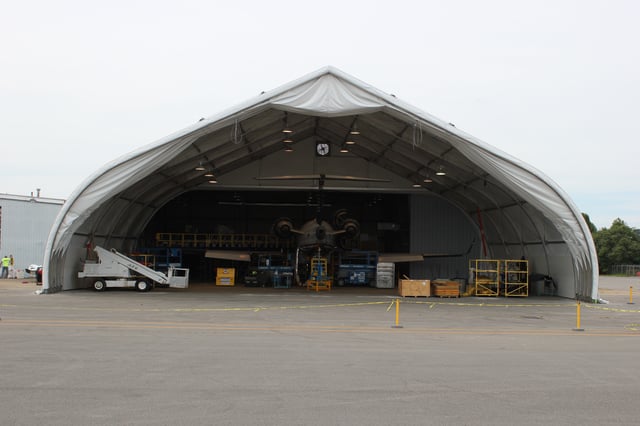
[583,214,640,274]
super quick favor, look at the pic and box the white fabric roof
[43,66,598,299]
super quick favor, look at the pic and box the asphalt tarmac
[2,276,640,425]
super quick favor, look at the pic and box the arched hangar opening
[43,67,598,300]
[139,189,478,287]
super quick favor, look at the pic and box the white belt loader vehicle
[78,246,189,292]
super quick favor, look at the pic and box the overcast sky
[2,0,638,229]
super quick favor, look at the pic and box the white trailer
[78,246,189,291]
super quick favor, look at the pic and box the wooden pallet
[432,293,459,298]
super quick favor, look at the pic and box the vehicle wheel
[135,280,150,292]
[93,280,106,291]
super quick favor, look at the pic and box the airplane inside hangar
[139,189,428,289]
[43,67,598,300]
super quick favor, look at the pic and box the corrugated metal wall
[409,195,481,281]
[0,197,63,275]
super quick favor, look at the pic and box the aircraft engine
[273,217,295,239]
[333,209,349,228]
[341,218,360,238]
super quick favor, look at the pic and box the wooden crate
[432,281,460,298]
[399,279,431,297]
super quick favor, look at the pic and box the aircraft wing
[204,250,252,262]
[378,253,466,262]
[378,253,425,263]
[254,174,390,182]
[379,247,474,263]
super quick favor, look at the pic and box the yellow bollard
[391,298,403,328]
[628,286,635,305]
[573,300,584,331]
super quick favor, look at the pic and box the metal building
[0,193,64,275]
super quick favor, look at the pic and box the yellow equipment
[306,257,331,291]
[216,267,235,286]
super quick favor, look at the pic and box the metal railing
[610,265,640,276]
[155,232,293,249]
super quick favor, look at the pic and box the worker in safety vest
[1,255,9,278]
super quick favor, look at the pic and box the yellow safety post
[628,286,635,305]
[573,300,584,331]
[391,298,403,329]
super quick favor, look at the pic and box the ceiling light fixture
[339,146,349,153]
[423,177,433,183]
[350,117,360,135]
[412,182,422,188]
[345,139,356,145]
[282,112,293,133]
[282,137,293,143]
[195,161,206,171]
[208,178,218,184]
[204,171,215,177]
[436,165,446,176]
[284,145,293,152]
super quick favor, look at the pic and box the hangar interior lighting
[339,146,349,153]
[282,137,293,143]
[436,165,446,176]
[418,165,433,183]
[344,117,359,145]
[349,117,360,135]
[195,161,206,171]
[284,145,294,152]
[282,112,293,134]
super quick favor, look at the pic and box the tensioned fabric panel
[42,66,598,299]
[410,194,480,280]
